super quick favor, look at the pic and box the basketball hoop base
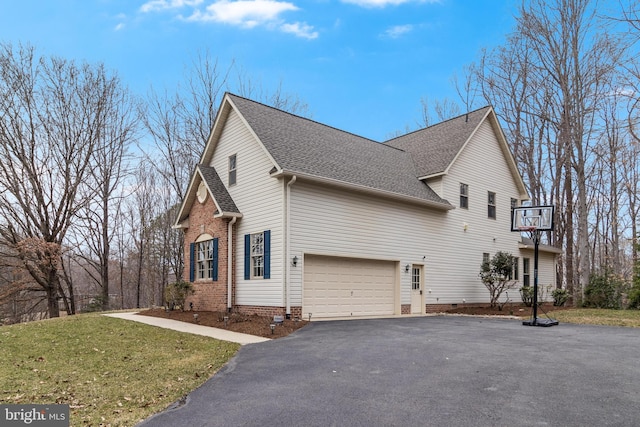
[522,318,559,327]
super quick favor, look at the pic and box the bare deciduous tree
[0,43,132,317]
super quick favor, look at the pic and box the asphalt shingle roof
[385,106,492,178]
[227,94,451,207]
[198,164,240,214]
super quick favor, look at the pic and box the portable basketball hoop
[511,206,559,327]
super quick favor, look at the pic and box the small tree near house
[479,251,518,310]
[163,281,194,311]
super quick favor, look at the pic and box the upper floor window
[488,191,496,219]
[229,154,237,186]
[460,183,469,209]
[511,198,518,209]
[482,252,490,265]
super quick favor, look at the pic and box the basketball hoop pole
[532,229,540,323]
[522,228,559,327]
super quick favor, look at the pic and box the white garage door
[303,255,396,318]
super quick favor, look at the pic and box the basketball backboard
[511,205,554,232]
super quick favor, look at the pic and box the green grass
[0,313,240,427]
[537,308,640,328]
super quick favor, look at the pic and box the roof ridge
[225,92,407,153]
[384,105,492,144]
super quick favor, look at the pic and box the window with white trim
[523,258,531,287]
[251,232,264,278]
[509,257,519,280]
[488,191,496,219]
[460,183,469,209]
[229,154,237,186]
[196,240,214,280]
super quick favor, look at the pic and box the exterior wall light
[405,264,410,273]
[292,256,299,267]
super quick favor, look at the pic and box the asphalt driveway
[138,316,640,427]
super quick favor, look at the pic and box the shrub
[628,287,640,310]
[552,288,569,307]
[479,251,518,310]
[164,281,194,311]
[83,295,107,313]
[583,271,625,309]
[520,286,534,307]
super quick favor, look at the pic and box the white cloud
[280,21,318,39]
[114,22,125,31]
[185,0,298,27]
[383,24,413,38]
[140,0,204,13]
[141,0,317,39]
[341,0,439,8]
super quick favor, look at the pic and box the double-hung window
[189,237,218,282]
[229,154,237,186]
[509,257,519,280]
[523,258,531,287]
[251,233,264,278]
[196,240,214,280]
[244,230,271,280]
[488,191,496,219]
[460,183,469,209]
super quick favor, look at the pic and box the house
[173,93,560,319]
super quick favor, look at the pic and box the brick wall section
[401,304,411,314]
[182,195,234,312]
[426,302,488,313]
[235,305,303,319]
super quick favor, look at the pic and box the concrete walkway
[103,312,270,345]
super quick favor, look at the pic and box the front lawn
[548,308,640,327]
[0,313,239,426]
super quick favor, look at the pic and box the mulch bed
[137,303,570,340]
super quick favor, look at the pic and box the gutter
[285,175,297,319]
[227,216,237,312]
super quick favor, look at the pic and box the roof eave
[271,169,454,211]
[518,241,563,254]
[213,212,244,219]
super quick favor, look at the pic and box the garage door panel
[303,255,395,318]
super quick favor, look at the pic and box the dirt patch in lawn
[137,308,309,339]
[444,303,572,317]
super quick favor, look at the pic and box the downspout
[227,216,237,312]
[285,175,297,319]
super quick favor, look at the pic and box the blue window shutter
[264,230,271,279]
[212,238,219,281]
[189,242,195,282]
[244,234,250,280]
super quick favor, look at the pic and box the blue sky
[0,0,519,141]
